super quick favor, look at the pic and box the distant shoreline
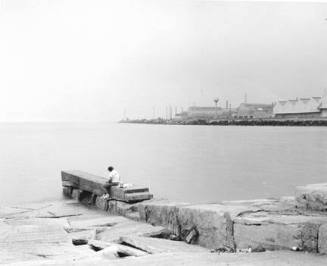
[119,119,327,127]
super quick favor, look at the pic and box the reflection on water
[0,122,326,204]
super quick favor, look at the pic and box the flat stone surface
[0,199,119,264]
[119,236,208,254]
[0,216,95,264]
[95,219,165,242]
[8,251,327,265]
[222,197,297,212]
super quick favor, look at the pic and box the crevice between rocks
[118,241,151,254]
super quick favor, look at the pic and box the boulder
[138,200,266,250]
[234,211,327,252]
[95,196,108,211]
[107,200,138,216]
[89,239,112,250]
[177,204,237,250]
[138,200,189,236]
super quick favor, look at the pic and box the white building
[273,96,327,119]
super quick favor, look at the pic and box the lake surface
[0,122,326,205]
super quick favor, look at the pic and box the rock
[318,223,327,254]
[177,203,260,250]
[63,186,73,198]
[72,238,88,245]
[89,239,112,251]
[66,228,97,243]
[145,228,178,240]
[95,196,108,211]
[97,243,148,259]
[125,211,140,221]
[295,183,327,211]
[108,200,139,216]
[71,189,80,199]
[177,204,235,250]
[183,226,199,244]
[234,211,327,252]
[138,200,266,250]
[119,236,208,254]
[109,186,152,202]
[138,200,189,236]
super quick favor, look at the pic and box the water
[0,122,326,205]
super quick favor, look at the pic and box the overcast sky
[1,0,327,121]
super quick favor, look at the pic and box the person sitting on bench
[102,166,121,199]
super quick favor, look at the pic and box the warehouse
[273,96,327,119]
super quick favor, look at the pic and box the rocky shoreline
[120,118,327,126]
[1,181,327,265]
[72,186,327,254]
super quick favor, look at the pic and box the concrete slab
[61,170,153,202]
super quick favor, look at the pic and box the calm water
[0,122,326,205]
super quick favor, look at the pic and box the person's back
[108,169,121,184]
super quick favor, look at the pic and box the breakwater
[120,119,327,126]
[1,171,327,265]
[63,171,327,255]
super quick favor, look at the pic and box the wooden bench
[61,170,153,203]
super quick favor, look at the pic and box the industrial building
[235,103,273,119]
[273,96,327,119]
[175,106,233,120]
[175,102,273,121]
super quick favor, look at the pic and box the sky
[1,0,327,121]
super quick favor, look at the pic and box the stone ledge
[64,181,327,255]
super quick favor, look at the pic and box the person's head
[108,166,114,172]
